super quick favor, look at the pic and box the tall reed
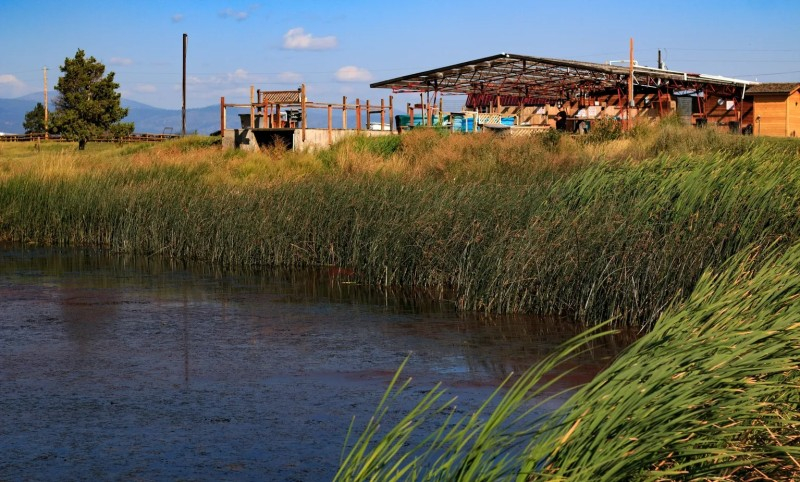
[335,242,800,480]
[1,126,799,325]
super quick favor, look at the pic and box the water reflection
[0,244,636,481]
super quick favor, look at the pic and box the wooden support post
[439,98,443,126]
[380,99,385,131]
[301,84,306,142]
[276,103,282,128]
[389,96,394,133]
[420,93,426,126]
[250,86,255,129]
[327,104,333,145]
[356,99,361,131]
[342,96,347,130]
[366,100,371,129]
[220,96,225,137]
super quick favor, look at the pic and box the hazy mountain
[0,94,379,135]
[0,93,221,135]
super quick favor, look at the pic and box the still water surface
[0,246,632,481]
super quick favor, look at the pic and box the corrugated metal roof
[747,83,800,95]
[371,53,755,100]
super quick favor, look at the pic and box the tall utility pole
[182,33,187,136]
[626,37,635,131]
[43,67,48,139]
[628,38,634,108]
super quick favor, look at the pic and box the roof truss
[371,53,753,100]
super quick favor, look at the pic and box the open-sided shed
[371,53,755,132]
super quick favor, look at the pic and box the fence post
[356,99,361,132]
[301,84,307,142]
[220,97,225,137]
[389,96,394,133]
[328,104,332,145]
[250,86,255,129]
[342,96,347,130]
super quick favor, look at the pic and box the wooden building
[745,83,800,137]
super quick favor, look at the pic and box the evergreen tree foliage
[22,102,47,134]
[51,49,134,149]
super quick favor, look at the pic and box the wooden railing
[220,84,395,144]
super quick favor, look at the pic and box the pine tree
[23,102,47,134]
[51,49,134,149]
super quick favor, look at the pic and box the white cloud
[335,66,373,82]
[134,84,157,93]
[278,71,303,84]
[0,74,27,97]
[219,4,259,21]
[171,13,184,23]
[109,57,133,66]
[283,28,337,50]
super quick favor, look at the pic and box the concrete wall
[293,128,393,151]
[222,127,394,151]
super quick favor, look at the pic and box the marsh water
[0,246,633,481]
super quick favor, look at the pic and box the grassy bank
[1,122,799,326]
[335,242,800,480]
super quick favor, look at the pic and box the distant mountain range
[0,92,368,136]
[0,92,221,135]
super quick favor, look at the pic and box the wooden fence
[0,133,181,143]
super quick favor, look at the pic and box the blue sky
[2,0,798,109]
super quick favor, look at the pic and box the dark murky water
[0,246,633,481]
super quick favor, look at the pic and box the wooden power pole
[627,37,635,130]
[43,67,48,139]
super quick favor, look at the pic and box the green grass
[335,242,800,480]
[3,121,800,478]
[1,124,799,326]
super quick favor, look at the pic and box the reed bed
[1,123,799,326]
[335,242,800,481]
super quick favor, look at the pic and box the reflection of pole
[182,33,187,137]
[43,67,48,139]
[183,293,189,385]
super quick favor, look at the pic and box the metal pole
[182,33,187,136]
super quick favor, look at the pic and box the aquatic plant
[0,125,799,326]
[335,242,800,480]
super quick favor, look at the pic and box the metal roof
[371,53,755,100]
[746,83,800,95]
